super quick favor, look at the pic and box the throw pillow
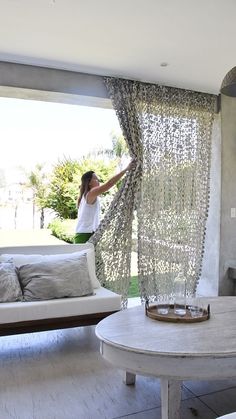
[0,262,23,302]
[18,254,94,301]
[0,254,43,265]
[0,249,100,289]
[40,249,100,288]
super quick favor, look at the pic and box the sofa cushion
[0,249,100,289]
[0,287,121,324]
[18,254,94,301]
[0,262,23,302]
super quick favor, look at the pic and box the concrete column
[198,115,221,296]
[219,95,236,295]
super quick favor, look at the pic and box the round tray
[145,303,210,323]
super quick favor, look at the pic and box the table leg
[123,371,136,385]
[161,379,182,419]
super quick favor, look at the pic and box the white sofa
[0,243,121,336]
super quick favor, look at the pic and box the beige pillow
[0,262,23,302]
[18,254,94,301]
[0,249,100,289]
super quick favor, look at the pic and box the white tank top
[75,195,100,233]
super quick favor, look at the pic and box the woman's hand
[124,159,136,172]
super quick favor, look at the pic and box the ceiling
[0,0,235,95]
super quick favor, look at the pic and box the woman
[74,161,134,243]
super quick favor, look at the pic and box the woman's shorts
[74,232,93,243]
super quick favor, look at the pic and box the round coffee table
[96,297,236,419]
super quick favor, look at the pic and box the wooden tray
[145,303,210,323]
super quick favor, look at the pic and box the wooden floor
[1,324,236,419]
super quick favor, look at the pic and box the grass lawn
[128,275,139,297]
[128,251,139,297]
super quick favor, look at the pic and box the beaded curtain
[91,77,216,306]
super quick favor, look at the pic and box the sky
[0,96,122,171]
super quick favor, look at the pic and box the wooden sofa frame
[0,310,119,337]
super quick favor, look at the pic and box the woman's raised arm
[87,160,135,203]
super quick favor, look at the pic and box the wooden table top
[96,297,236,358]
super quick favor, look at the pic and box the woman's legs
[74,232,93,243]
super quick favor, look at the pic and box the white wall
[219,95,236,295]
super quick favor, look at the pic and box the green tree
[110,131,129,160]
[110,132,130,187]
[46,157,117,219]
[46,158,80,220]
[95,131,129,166]
[25,164,50,229]
[92,131,130,191]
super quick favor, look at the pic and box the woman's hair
[77,171,95,208]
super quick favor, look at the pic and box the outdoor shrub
[49,218,76,243]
